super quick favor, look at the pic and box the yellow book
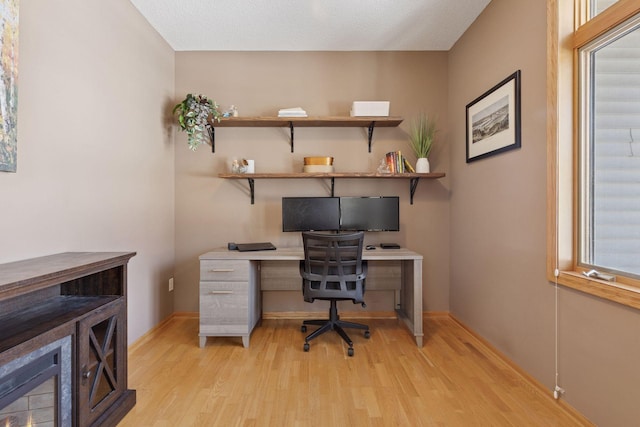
[403,157,415,173]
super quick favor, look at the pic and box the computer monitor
[339,196,400,231]
[282,197,340,232]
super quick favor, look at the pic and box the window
[592,0,621,17]
[548,0,640,308]
[579,15,640,278]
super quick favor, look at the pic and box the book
[278,107,308,117]
[386,151,410,174]
[403,157,415,173]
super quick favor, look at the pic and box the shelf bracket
[409,177,420,205]
[367,122,376,152]
[289,122,295,152]
[248,178,255,204]
[330,177,335,196]
[206,124,215,153]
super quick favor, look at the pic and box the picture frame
[466,70,521,163]
[0,0,19,173]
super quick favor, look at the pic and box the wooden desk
[199,247,423,348]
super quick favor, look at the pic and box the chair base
[302,300,369,356]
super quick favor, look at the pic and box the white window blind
[581,17,640,277]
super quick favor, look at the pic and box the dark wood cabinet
[77,298,128,426]
[0,252,136,427]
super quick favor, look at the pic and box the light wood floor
[119,315,592,426]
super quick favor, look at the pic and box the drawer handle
[208,290,234,295]
[209,268,235,273]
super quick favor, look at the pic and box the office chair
[299,231,370,356]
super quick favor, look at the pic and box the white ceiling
[129,0,491,51]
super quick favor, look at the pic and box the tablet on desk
[380,243,401,249]
[235,242,277,252]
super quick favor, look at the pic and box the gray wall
[448,0,640,425]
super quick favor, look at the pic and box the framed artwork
[466,70,521,163]
[0,0,19,173]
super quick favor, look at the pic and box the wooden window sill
[554,271,640,310]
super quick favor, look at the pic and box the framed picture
[466,70,521,163]
[0,0,19,173]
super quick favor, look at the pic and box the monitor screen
[282,197,340,232]
[340,197,400,231]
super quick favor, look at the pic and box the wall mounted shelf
[218,172,445,205]
[208,116,403,153]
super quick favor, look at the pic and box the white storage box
[350,101,390,117]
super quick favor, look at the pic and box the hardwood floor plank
[120,316,592,426]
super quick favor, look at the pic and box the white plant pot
[415,157,430,173]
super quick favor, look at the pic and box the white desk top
[200,246,422,261]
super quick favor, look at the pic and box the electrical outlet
[168,278,174,292]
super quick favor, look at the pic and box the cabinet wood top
[0,252,136,299]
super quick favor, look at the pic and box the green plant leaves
[408,113,437,159]
[173,93,221,150]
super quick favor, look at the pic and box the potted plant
[173,94,222,150]
[408,113,437,173]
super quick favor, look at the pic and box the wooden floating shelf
[218,172,444,179]
[208,116,404,153]
[213,116,403,127]
[218,172,445,204]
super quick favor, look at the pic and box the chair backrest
[300,231,367,304]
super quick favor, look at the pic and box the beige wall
[7,1,638,423]
[173,52,451,313]
[449,0,640,425]
[0,0,176,344]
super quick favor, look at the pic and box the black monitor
[339,196,400,231]
[282,197,340,232]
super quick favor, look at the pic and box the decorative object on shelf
[466,70,521,163]
[351,101,390,117]
[303,156,333,173]
[377,159,391,174]
[415,158,430,174]
[173,93,221,150]
[222,105,238,118]
[231,158,249,173]
[408,113,437,173]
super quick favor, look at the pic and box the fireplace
[0,252,136,427]
[0,337,72,427]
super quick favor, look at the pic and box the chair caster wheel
[364,330,370,339]
[301,325,307,333]
[303,342,310,352]
[348,347,354,357]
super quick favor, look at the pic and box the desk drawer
[200,260,250,281]
[199,281,249,325]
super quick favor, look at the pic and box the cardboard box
[350,101,390,117]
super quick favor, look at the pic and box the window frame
[547,0,640,309]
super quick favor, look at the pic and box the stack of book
[278,107,307,117]
[385,151,415,174]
